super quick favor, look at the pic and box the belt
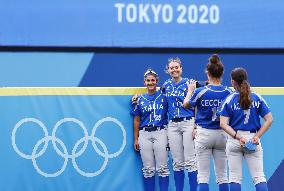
[237,129,257,133]
[249,129,257,133]
[170,117,192,123]
[142,126,166,132]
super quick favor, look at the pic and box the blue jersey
[133,90,168,129]
[162,78,194,120]
[218,91,270,131]
[189,85,232,129]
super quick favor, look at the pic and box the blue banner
[0,91,143,191]
[1,52,284,87]
[1,0,284,48]
[0,88,283,190]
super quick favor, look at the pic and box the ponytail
[239,80,252,110]
[231,68,252,110]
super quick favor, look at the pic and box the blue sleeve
[130,96,141,116]
[130,103,137,116]
[258,96,270,117]
[132,103,141,117]
[189,89,199,107]
[130,99,135,116]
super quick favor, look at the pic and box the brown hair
[206,54,224,78]
[231,68,252,110]
[165,57,182,73]
[144,68,159,81]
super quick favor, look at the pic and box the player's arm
[252,112,273,144]
[220,116,247,146]
[133,116,140,151]
[192,107,198,139]
[183,80,196,108]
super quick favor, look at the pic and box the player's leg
[153,128,170,191]
[245,142,268,191]
[167,121,185,191]
[212,130,229,191]
[195,127,212,191]
[138,130,155,191]
[226,137,243,191]
[182,119,198,191]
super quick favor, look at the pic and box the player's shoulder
[251,91,264,101]
[206,84,232,93]
[157,89,165,96]
[177,78,190,88]
[195,86,207,94]
[227,86,234,93]
[183,77,190,81]
[223,85,233,94]
[162,79,172,87]
[223,91,238,104]
[138,94,146,102]
[157,90,167,102]
[191,86,208,100]
[154,90,165,98]
[164,79,172,85]
[181,77,190,84]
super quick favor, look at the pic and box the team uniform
[162,78,197,191]
[133,90,170,191]
[188,84,232,191]
[218,91,270,189]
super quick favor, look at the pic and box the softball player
[161,57,198,191]
[133,69,170,191]
[183,54,231,191]
[219,68,273,191]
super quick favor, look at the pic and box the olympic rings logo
[11,117,126,178]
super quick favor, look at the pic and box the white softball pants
[195,127,229,184]
[138,128,170,178]
[226,130,266,185]
[167,118,197,172]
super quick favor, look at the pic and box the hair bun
[209,54,220,64]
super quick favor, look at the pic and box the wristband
[233,132,238,139]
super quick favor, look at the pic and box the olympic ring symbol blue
[11,117,126,178]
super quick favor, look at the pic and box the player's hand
[134,140,139,151]
[188,80,196,94]
[239,137,247,147]
[192,127,197,140]
[132,94,138,104]
[252,135,259,144]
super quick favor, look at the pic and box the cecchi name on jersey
[231,100,261,111]
[201,99,223,107]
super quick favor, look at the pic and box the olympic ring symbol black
[11,117,126,177]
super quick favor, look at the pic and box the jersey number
[211,107,219,121]
[244,109,250,124]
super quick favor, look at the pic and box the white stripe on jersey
[205,86,232,93]
[192,88,208,103]
[220,92,238,111]
[252,92,270,108]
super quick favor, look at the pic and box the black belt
[170,117,192,123]
[249,129,257,133]
[237,129,257,133]
[142,126,165,132]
